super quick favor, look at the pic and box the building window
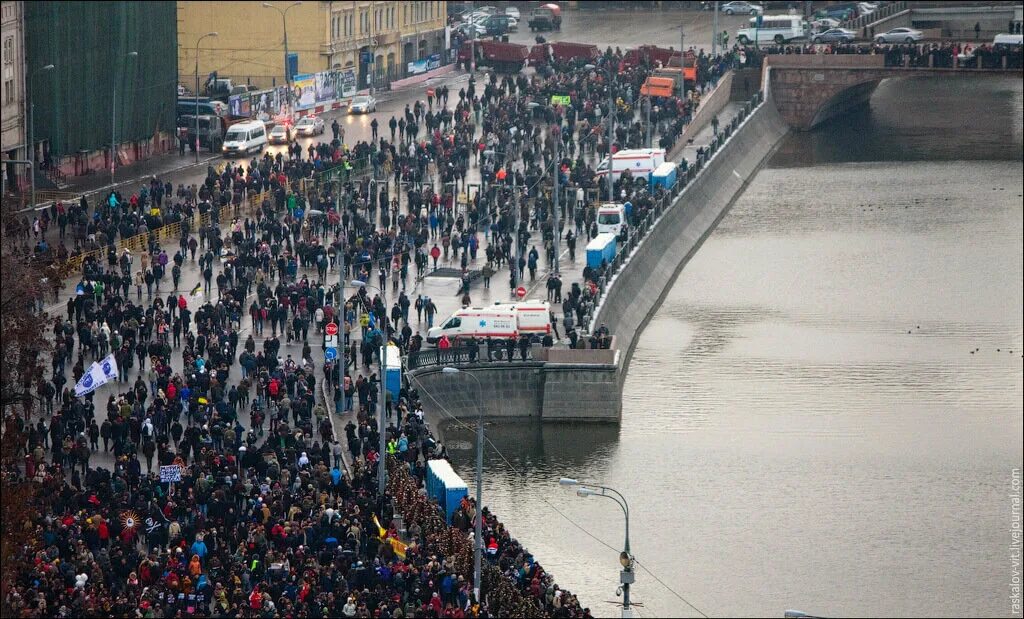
[2,36,13,65]
[4,78,13,104]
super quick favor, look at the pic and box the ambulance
[426,301,552,344]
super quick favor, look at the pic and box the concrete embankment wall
[408,360,620,422]
[594,97,790,373]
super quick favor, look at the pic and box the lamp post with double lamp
[194,32,219,163]
[351,279,389,497]
[263,1,303,121]
[112,51,139,186]
[28,63,55,209]
[559,478,635,618]
[482,150,523,294]
[584,63,616,202]
[440,366,485,603]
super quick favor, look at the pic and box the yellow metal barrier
[55,188,271,279]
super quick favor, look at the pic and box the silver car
[812,28,857,44]
[721,1,763,15]
[874,27,923,43]
[348,95,377,114]
[294,116,324,136]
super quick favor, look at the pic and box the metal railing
[579,90,764,333]
[55,188,269,279]
[407,345,536,370]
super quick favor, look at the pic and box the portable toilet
[650,161,677,190]
[586,232,618,269]
[380,343,402,401]
[426,459,468,523]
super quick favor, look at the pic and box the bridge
[765,53,1023,131]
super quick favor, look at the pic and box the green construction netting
[25,1,178,158]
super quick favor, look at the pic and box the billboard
[293,74,317,110]
[407,53,443,75]
[294,68,357,111]
[250,87,286,121]
[228,93,251,118]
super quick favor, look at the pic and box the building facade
[1,0,26,193]
[178,1,447,92]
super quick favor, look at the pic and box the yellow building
[178,1,448,93]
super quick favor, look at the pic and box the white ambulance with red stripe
[595,148,666,183]
[426,301,552,345]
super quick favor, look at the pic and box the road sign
[325,347,338,362]
[516,286,527,299]
[325,334,339,348]
[325,322,339,336]
[160,465,183,483]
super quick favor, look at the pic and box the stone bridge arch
[765,55,1022,131]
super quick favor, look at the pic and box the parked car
[874,27,923,43]
[505,7,520,20]
[294,116,324,136]
[812,28,857,44]
[811,17,841,31]
[348,95,377,114]
[721,1,763,16]
[268,123,291,144]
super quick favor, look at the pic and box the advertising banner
[315,71,339,104]
[228,93,251,118]
[251,87,285,121]
[407,53,443,76]
[339,68,357,98]
[293,73,317,110]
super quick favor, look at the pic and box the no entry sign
[325,322,339,336]
[516,286,527,299]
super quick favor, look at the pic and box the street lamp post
[483,150,523,294]
[585,63,615,202]
[335,179,347,415]
[194,32,219,163]
[713,1,720,58]
[441,367,485,603]
[559,478,635,618]
[264,1,303,121]
[28,63,55,209]
[112,51,138,186]
[351,279,389,497]
[551,146,561,275]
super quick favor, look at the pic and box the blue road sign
[325,347,338,362]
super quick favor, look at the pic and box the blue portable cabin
[426,459,469,523]
[650,162,677,190]
[586,232,617,269]
[380,343,402,401]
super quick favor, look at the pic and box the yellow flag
[389,537,407,559]
[373,515,386,539]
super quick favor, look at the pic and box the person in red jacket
[438,334,451,350]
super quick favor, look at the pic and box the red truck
[527,41,600,68]
[457,39,529,73]
[620,45,683,70]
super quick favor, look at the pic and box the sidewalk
[19,152,221,213]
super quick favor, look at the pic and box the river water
[442,76,1023,617]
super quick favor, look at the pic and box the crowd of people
[2,30,766,617]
